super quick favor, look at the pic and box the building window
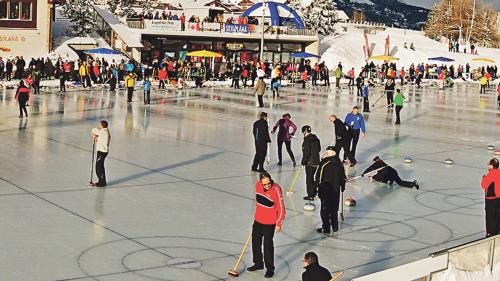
[0,2,7,19]
[9,2,19,19]
[0,1,33,21]
[0,0,37,28]
[21,2,30,20]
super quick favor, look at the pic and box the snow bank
[321,28,500,71]
[431,263,500,281]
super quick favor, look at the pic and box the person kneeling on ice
[315,146,346,234]
[247,172,285,279]
[362,156,419,189]
[302,252,332,281]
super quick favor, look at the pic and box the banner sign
[145,20,181,31]
[224,24,249,34]
[202,22,222,31]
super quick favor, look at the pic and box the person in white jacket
[91,120,111,187]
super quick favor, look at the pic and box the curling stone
[495,150,500,155]
[303,202,316,211]
[344,197,357,207]
[488,145,495,151]
[444,159,454,165]
[403,157,413,163]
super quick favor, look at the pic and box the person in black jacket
[384,79,395,107]
[362,156,419,189]
[328,114,353,164]
[301,125,321,200]
[232,65,241,89]
[302,252,332,281]
[15,80,30,118]
[252,112,271,173]
[315,147,346,233]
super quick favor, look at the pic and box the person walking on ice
[142,76,152,105]
[362,156,419,189]
[91,120,111,187]
[344,106,366,167]
[247,172,285,279]
[315,147,346,234]
[271,113,297,167]
[394,89,406,124]
[15,80,30,118]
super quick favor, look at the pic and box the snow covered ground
[321,28,500,71]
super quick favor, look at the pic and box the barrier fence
[352,234,500,281]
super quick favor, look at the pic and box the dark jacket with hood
[301,134,321,166]
[362,160,396,183]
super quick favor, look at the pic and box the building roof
[93,5,143,48]
[335,10,349,21]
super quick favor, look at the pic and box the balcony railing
[126,19,318,37]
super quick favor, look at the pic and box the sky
[404,0,500,10]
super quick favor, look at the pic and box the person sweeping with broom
[246,172,285,278]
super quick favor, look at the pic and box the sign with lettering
[224,24,249,34]
[145,20,181,31]
[0,36,26,42]
[226,43,244,51]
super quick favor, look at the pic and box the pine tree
[107,0,120,14]
[63,0,95,37]
[140,0,159,13]
[118,0,135,17]
[288,0,338,36]
[425,0,499,47]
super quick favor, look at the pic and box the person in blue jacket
[362,80,370,112]
[344,106,366,167]
[142,76,152,105]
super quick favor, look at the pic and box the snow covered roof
[335,10,349,21]
[93,5,143,48]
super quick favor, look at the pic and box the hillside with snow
[321,28,500,70]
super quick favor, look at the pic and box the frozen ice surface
[0,82,499,280]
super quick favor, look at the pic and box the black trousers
[127,87,134,102]
[109,77,116,91]
[386,91,394,106]
[388,173,413,188]
[305,165,317,197]
[480,85,486,94]
[347,129,360,161]
[335,138,352,162]
[336,78,340,88]
[252,142,267,171]
[277,138,295,164]
[18,99,28,117]
[497,95,500,107]
[257,95,264,108]
[356,86,362,96]
[485,198,500,237]
[363,97,370,112]
[96,151,108,185]
[159,80,165,89]
[60,78,66,92]
[232,78,240,89]
[395,105,402,124]
[33,81,41,95]
[321,198,339,231]
[252,221,275,270]
[144,90,150,104]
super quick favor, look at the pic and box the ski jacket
[333,118,348,140]
[394,92,404,106]
[15,86,30,101]
[253,119,271,144]
[482,169,500,200]
[254,181,285,227]
[345,113,366,133]
[125,74,136,88]
[272,118,297,142]
[301,134,321,166]
[315,156,346,199]
[142,80,152,91]
[254,79,265,96]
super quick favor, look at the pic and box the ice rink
[0,82,499,281]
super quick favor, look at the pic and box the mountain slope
[337,0,429,30]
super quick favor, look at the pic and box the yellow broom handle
[231,232,252,271]
[288,167,303,193]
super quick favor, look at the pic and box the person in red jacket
[247,172,285,278]
[481,158,500,237]
[15,80,30,118]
